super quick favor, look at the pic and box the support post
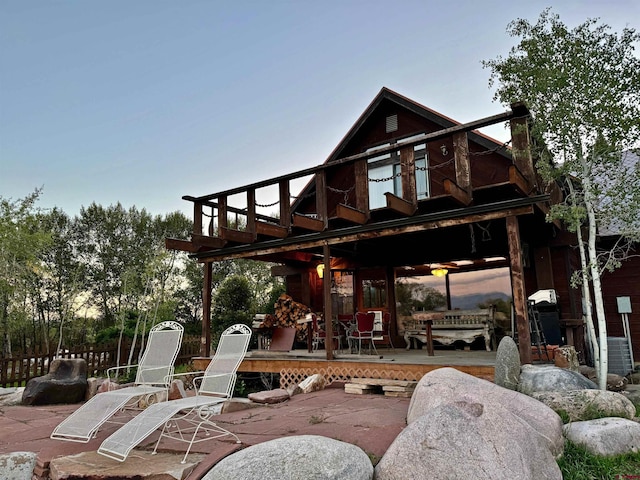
[506,216,531,364]
[323,243,334,360]
[201,261,212,357]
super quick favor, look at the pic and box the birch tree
[484,9,640,389]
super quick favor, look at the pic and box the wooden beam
[323,243,333,361]
[453,131,471,194]
[506,216,531,364]
[385,192,417,216]
[335,204,368,224]
[315,170,328,229]
[510,115,537,187]
[444,179,472,206]
[220,227,256,244]
[400,146,417,206]
[509,165,533,195]
[199,204,536,261]
[279,180,291,230]
[292,213,326,232]
[256,221,289,238]
[354,159,370,216]
[165,238,198,253]
[191,233,227,249]
[246,188,256,237]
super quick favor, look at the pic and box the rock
[138,390,167,408]
[554,346,579,370]
[607,373,628,392]
[376,402,562,480]
[494,336,521,390]
[97,379,120,393]
[168,379,187,400]
[85,377,98,400]
[518,364,597,395]
[0,387,25,406]
[0,451,37,480]
[22,358,88,406]
[563,417,640,456]
[248,388,290,404]
[531,389,636,421]
[202,435,373,480]
[407,367,564,456]
[298,373,326,393]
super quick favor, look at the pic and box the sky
[1,0,638,219]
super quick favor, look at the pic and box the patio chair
[97,323,251,463]
[50,321,184,443]
[347,312,379,355]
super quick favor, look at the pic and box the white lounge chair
[50,321,184,443]
[97,323,251,463]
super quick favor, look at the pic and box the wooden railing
[0,335,201,388]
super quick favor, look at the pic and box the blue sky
[1,0,638,218]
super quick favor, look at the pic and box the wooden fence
[0,335,201,388]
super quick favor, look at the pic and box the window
[362,279,387,309]
[367,137,429,209]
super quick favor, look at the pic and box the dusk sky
[1,1,638,219]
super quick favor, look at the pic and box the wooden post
[426,320,434,356]
[279,180,291,230]
[316,171,328,229]
[354,159,370,217]
[509,104,536,187]
[506,216,531,364]
[201,261,213,357]
[399,146,417,206]
[323,243,333,360]
[453,132,471,195]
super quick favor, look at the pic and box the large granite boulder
[518,364,597,395]
[494,336,520,390]
[0,451,37,480]
[564,417,640,456]
[532,389,636,421]
[407,367,563,456]
[376,401,562,480]
[202,435,373,480]
[22,358,87,406]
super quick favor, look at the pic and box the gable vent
[385,114,398,133]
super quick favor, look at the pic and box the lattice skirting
[279,365,425,390]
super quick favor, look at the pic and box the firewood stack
[257,294,312,342]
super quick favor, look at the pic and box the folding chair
[347,312,378,355]
[97,323,251,463]
[50,321,184,443]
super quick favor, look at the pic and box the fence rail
[0,335,201,388]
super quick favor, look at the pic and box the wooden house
[168,87,592,366]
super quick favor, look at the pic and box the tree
[484,9,640,389]
[0,190,51,357]
[211,274,252,345]
[395,279,446,316]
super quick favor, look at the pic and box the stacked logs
[259,294,311,342]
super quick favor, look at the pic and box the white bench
[404,307,496,351]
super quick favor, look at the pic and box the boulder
[554,346,579,370]
[168,379,187,400]
[376,402,562,480]
[0,387,25,406]
[494,336,520,390]
[580,365,628,391]
[0,451,37,480]
[563,417,640,456]
[531,389,636,421]
[202,435,373,480]
[518,364,597,395]
[407,367,564,456]
[85,377,98,400]
[298,373,326,394]
[248,388,290,404]
[21,358,87,406]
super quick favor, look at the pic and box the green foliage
[478,297,511,317]
[557,439,640,479]
[212,275,252,343]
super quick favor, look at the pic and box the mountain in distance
[451,291,511,310]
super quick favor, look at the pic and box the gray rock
[518,364,597,395]
[0,451,37,480]
[0,387,25,406]
[203,435,373,480]
[532,389,636,421]
[563,417,640,456]
[376,402,562,480]
[407,367,564,456]
[298,373,326,393]
[22,358,88,405]
[248,388,290,404]
[494,336,521,390]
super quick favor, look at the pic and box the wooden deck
[194,347,496,389]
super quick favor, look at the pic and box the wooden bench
[404,307,496,351]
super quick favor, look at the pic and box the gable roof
[324,87,509,164]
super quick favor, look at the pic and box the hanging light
[431,267,448,277]
[316,264,325,279]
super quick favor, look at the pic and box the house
[168,87,591,365]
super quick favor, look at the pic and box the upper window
[367,137,429,209]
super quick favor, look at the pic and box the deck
[194,347,497,389]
